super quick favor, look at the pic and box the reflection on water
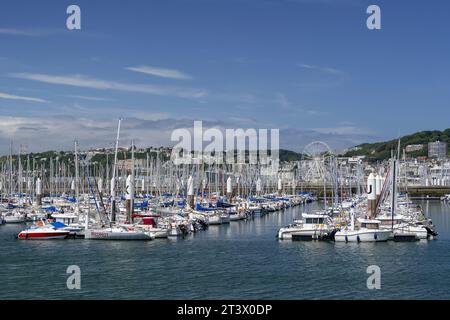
[0,200,449,299]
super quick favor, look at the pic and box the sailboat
[334,216,391,242]
[3,210,27,223]
[84,134,154,241]
[378,152,437,240]
[84,225,154,240]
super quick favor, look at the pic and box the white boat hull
[151,229,169,238]
[84,229,152,240]
[4,215,26,223]
[278,227,332,240]
[230,212,246,221]
[207,215,222,225]
[335,230,391,242]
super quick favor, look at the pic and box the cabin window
[362,223,378,229]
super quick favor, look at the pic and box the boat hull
[230,212,247,221]
[18,231,69,240]
[84,229,152,240]
[278,227,333,240]
[335,230,391,242]
[5,216,26,223]
[207,215,222,225]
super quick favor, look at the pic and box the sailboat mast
[9,140,13,202]
[391,157,397,231]
[130,139,135,223]
[74,140,80,213]
[110,118,122,222]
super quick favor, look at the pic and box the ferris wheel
[301,141,333,183]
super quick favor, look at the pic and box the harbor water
[1,200,450,300]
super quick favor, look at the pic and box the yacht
[278,213,335,240]
[18,224,70,240]
[335,218,391,242]
[3,211,26,223]
[131,217,169,238]
[376,214,430,239]
[229,210,246,221]
[84,226,154,240]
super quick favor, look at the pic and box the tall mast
[18,145,23,205]
[146,152,149,196]
[110,118,122,222]
[391,157,397,231]
[131,139,135,222]
[9,140,13,202]
[74,140,80,213]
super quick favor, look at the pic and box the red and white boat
[18,225,70,240]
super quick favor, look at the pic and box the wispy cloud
[273,93,291,109]
[64,94,114,102]
[298,63,343,74]
[0,28,58,37]
[305,109,330,116]
[312,126,372,135]
[0,28,104,38]
[126,65,192,80]
[0,92,48,103]
[0,114,377,155]
[0,116,224,154]
[232,57,270,64]
[272,93,330,116]
[10,73,207,99]
[0,28,38,36]
[280,127,378,153]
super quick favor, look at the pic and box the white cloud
[0,116,171,154]
[0,28,59,37]
[280,127,378,153]
[64,94,114,102]
[0,28,38,36]
[0,92,48,103]
[298,63,343,74]
[312,126,372,135]
[273,93,291,109]
[10,73,207,99]
[126,66,192,80]
[305,109,330,116]
[0,114,379,155]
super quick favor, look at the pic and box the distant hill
[279,149,304,162]
[0,148,304,165]
[343,128,450,161]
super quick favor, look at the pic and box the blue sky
[1,0,449,154]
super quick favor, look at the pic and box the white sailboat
[335,217,391,242]
[84,133,155,241]
[84,226,154,240]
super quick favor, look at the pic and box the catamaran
[277,212,335,240]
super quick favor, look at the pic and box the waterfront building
[428,141,448,159]
[405,144,424,153]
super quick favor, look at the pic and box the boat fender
[357,235,361,243]
[345,235,348,243]
[374,233,378,240]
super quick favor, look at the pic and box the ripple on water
[1,200,450,299]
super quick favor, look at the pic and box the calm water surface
[1,200,450,299]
